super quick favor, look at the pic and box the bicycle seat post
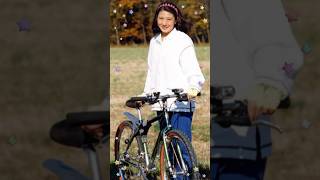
[136,108,142,121]
[83,144,102,180]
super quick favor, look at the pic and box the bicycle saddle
[125,99,145,108]
[50,111,108,148]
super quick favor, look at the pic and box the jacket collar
[155,28,177,43]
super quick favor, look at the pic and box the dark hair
[152,1,191,35]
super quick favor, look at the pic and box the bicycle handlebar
[213,100,250,127]
[126,89,192,108]
[212,86,288,133]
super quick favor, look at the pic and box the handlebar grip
[278,96,290,109]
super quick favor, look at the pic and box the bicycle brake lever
[253,120,284,134]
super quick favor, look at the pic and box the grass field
[109,45,211,177]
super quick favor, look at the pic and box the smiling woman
[157,11,175,38]
[151,1,191,37]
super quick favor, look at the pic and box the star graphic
[114,65,121,73]
[282,62,293,72]
[282,62,295,78]
[7,135,17,145]
[202,18,208,24]
[302,42,312,55]
[17,19,31,32]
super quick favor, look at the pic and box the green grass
[110,45,210,62]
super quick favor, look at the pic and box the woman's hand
[187,87,199,100]
[247,84,284,122]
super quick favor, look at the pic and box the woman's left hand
[247,84,284,122]
[187,88,199,100]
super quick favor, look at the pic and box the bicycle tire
[159,130,201,180]
[114,121,145,180]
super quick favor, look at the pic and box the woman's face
[157,10,176,37]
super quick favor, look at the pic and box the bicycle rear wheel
[159,130,200,180]
[114,121,145,180]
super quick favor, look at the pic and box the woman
[143,1,205,143]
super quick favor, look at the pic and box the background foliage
[110,0,209,45]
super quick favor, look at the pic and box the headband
[158,3,179,15]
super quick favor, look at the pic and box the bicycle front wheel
[159,130,200,180]
[114,120,145,180]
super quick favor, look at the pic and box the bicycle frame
[121,111,170,168]
[121,100,177,174]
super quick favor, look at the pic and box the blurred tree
[110,0,209,45]
[174,0,209,43]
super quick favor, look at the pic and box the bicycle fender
[123,112,140,130]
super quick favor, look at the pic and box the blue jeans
[211,158,267,180]
[159,112,193,180]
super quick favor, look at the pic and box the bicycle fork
[162,111,188,177]
[162,134,175,177]
[162,134,189,178]
[162,111,175,177]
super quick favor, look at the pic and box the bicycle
[211,86,290,132]
[114,89,201,180]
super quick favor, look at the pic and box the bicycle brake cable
[252,120,284,133]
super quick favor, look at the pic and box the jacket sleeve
[179,43,205,92]
[222,0,304,97]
